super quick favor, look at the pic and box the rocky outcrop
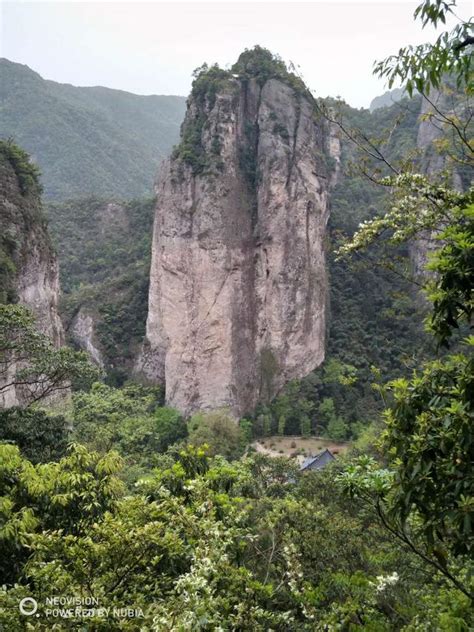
[15,242,63,345]
[70,307,104,369]
[369,88,406,112]
[138,53,331,417]
[0,143,64,407]
[328,123,342,187]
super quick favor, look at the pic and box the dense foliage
[45,196,155,381]
[386,344,473,558]
[0,406,69,463]
[337,0,473,606]
[1,442,472,630]
[71,382,188,483]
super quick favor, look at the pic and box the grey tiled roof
[300,449,335,471]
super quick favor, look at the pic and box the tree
[385,347,473,557]
[0,304,99,406]
[187,409,241,458]
[374,0,473,97]
[327,415,348,442]
[72,382,183,480]
[319,397,348,441]
[300,414,311,437]
[425,202,473,344]
[277,415,286,435]
[337,0,474,601]
[268,380,315,435]
[0,407,70,463]
[151,406,188,451]
[0,443,124,585]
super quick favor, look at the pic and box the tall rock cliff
[0,141,64,406]
[138,49,332,417]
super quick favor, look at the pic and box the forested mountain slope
[0,59,186,199]
[46,197,155,383]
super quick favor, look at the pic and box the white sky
[1,1,471,108]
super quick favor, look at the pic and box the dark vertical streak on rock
[304,200,314,333]
[286,95,301,191]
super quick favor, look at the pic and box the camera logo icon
[19,597,38,616]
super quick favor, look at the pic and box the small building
[300,449,336,472]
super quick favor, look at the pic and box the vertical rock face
[139,54,331,417]
[15,241,63,346]
[70,307,104,369]
[0,143,64,407]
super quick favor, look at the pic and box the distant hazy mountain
[369,88,406,112]
[0,59,186,199]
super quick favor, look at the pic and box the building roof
[300,448,335,471]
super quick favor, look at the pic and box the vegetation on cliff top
[171,64,230,174]
[0,139,42,196]
[173,46,313,174]
[0,140,47,304]
[231,46,309,94]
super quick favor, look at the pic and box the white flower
[373,571,399,593]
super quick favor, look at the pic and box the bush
[150,407,188,452]
[231,46,308,95]
[172,64,231,174]
[0,139,42,195]
[0,407,69,463]
[187,409,241,459]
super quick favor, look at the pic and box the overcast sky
[1,1,471,108]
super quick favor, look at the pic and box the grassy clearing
[252,435,350,461]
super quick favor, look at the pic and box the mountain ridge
[0,58,186,199]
